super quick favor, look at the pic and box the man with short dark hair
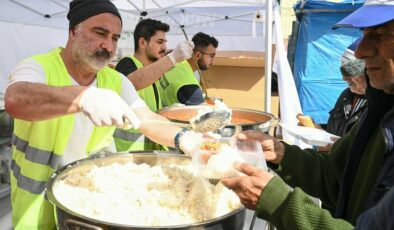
[192,32,219,71]
[114,19,194,151]
[159,32,219,106]
[221,0,394,229]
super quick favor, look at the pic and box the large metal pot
[0,94,13,138]
[46,151,246,230]
[0,110,13,138]
[159,106,277,137]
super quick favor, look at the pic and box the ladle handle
[65,218,103,230]
[180,27,208,99]
[142,119,190,129]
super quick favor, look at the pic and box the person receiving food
[4,0,206,229]
[159,32,218,106]
[221,1,394,228]
[297,39,368,152]
[114,18,193,151]
[325,38,368,137]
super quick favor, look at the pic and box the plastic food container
[193,138,267,179]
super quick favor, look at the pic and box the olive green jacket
[255,119,387,229]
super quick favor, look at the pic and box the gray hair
[340,47,365,77]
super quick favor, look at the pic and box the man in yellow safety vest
[159,32,219,106]
[4,0,207,229]
[114,19,194,151]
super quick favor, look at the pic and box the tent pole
[126,0,142,13]
[10,0,45,17]
[264,0,273,113]
[182,11,261,29]
[148,0,197,14]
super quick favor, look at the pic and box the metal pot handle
[65,218,103,230]
[257,117,281,133]
[270,117,280,129]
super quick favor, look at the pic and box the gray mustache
[95,49,111,59]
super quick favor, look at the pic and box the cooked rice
[53,162,241,226]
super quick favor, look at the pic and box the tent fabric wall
[293,0,363,124]
[0,0,267,94]
[0,21,68,93]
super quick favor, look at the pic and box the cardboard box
[203,51,278,118]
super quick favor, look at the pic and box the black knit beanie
[67,0,122,29]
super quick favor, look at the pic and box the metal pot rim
[159,107,276,126]
[46,151,245,228]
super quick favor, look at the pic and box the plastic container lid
[193,138,267,179]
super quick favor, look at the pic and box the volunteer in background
[159,32,218,106]
[4,0,206,229]
[114,19,193,151]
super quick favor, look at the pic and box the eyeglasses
[196,50,216,58]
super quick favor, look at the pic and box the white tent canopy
[0,0,265,31]
[0,0,307,149]
[0,0,270,93]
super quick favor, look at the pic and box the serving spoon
[142,109,231,133]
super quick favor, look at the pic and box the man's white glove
[179,130,204,156]
[167,41,194,65]
[170,103,186,108]
[178,130,222,156]
[78,87,141,129]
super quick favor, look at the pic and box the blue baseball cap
[334,0,394,28]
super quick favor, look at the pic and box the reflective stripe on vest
[10,47,122,229]
[12,133,62,169]
[114,56,162,152]
[113,129,159,151]
[114,129,145,142]
[10,160,45,194]
[158,60,200,107]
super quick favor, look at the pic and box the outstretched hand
[221,162,274,210]
[236,130,285,164]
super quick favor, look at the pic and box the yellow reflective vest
[113,56,163,151]
[10,48,122,230]
[158,60,200,107]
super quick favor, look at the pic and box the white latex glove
[170,103,186,108]
[179,131,204,157]
[179,131,220,156]
[78,87,141,129]
[167,41,194,64]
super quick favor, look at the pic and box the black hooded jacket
[326,88,367,137]
[335,78,394,219]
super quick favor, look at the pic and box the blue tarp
[293,0,364,124]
